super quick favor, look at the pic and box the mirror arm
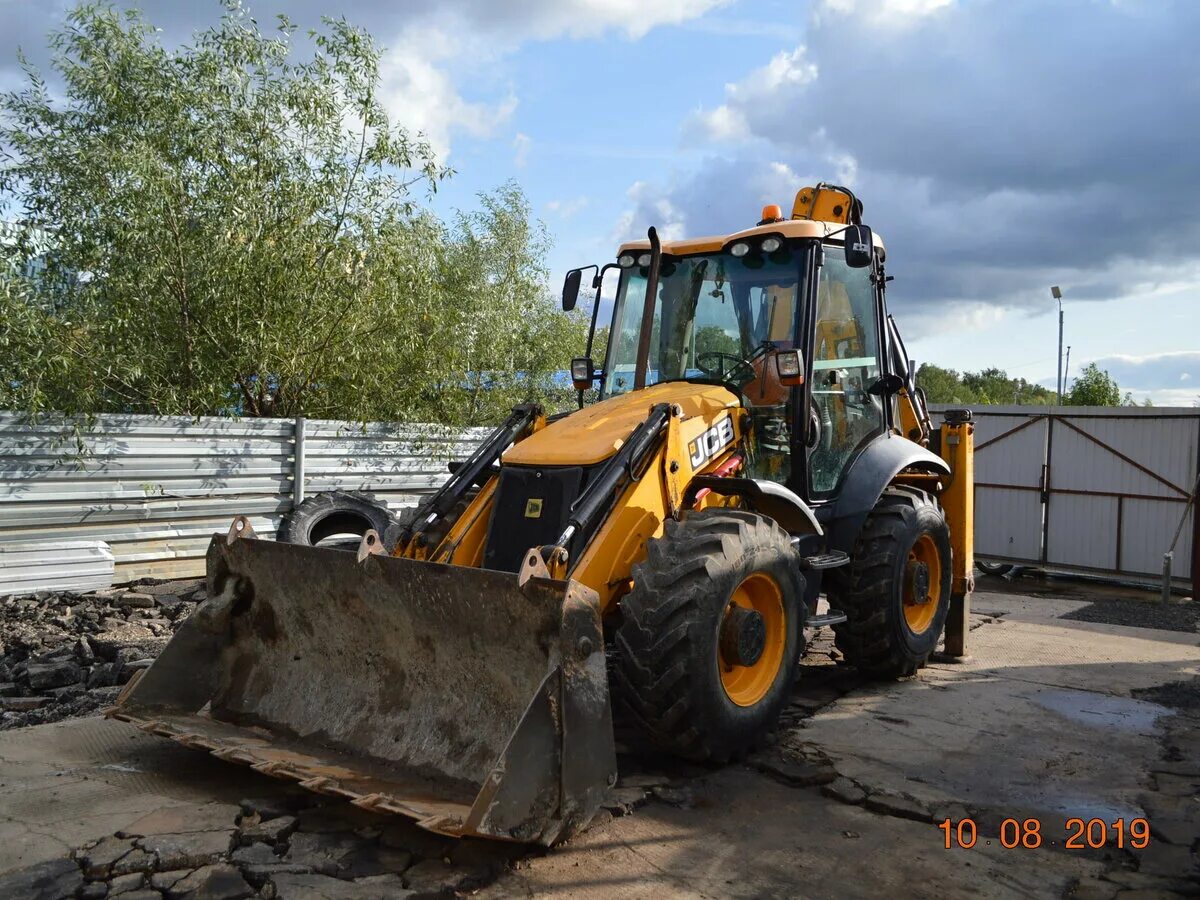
[585,262,618,364]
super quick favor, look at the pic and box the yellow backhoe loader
[110,184,975,846]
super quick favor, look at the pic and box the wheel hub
[906,560,931,605]
[720,605,766,667]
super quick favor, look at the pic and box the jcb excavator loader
[110,184,974,846]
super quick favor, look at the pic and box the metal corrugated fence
[5,407,1196,591]
[0,412,484,582]
[930,404,1199,589]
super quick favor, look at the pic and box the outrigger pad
[110,530,616,845]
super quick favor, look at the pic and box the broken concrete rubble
[0,578,203,729]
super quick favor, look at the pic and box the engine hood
[504,382,741,467]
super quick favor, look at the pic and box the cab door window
[807,246,886,496]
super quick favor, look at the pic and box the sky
[2,0,1197,405]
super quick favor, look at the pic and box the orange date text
[938,817,1150,850]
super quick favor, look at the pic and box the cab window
[807,246,886,496]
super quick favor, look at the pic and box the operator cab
[562,184,896,508]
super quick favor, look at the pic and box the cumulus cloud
[687,45,817,143]
[546,195,590,219]
[2,0,726,160]
[1085,352,1200,392]
[369,0,726,158]
[512,132,532,168]
[817,0,955,26]
[620,0,1200,327]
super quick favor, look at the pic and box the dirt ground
[0,574,1197,899]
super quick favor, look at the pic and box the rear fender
[684,476,822,536]
[820,433,949,554]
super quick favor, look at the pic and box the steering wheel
[695,351,756,385]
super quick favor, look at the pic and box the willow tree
[0,3,584,425]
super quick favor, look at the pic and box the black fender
[684,476,822,536]
[819,433,949,554]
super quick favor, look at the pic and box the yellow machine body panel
[423,383,745,613]
[791,184,858,223]
[503,381,739,467]
[617,215,886,261]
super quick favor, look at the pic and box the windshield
[602,245,804,396]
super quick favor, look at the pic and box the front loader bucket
[108,523,616,845]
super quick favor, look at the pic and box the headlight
[637,252,652,267]
[618,253,636,268]
[775,349,805,385]
[761,236,783,253]
[729,242,750,258]
[570,356,594,388]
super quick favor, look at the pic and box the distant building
[0,221,54,281]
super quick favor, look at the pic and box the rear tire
[613,509,805,762]
[278,491,394,550]
[976,560,1014,576]
[830,489,952,678]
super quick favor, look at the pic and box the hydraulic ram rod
[405,403,542,548]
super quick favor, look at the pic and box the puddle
[99,763,143,773]
[1032,688,1173,734]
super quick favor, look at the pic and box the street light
[1051,286,1064,404]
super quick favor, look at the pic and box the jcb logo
[688,416,734,471]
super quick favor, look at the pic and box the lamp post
[1051,286,1064,404]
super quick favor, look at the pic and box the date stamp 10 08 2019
[939,817,1151,850]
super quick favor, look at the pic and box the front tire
[830,489,952,678]
[613,509,805,762]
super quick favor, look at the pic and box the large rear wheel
[830,489,952,678]
[613,509,805,762]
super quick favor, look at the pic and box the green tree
[693,325,740,359]
[1066,362,1122,406]
[916,364,978,404]
[1,3,584,426]
[917,363,1056,406]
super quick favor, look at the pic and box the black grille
[483,465,586,573]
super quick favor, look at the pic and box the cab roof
[617,217,886,260]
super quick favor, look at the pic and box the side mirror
[774,349,805,387]
[843,224,874,269]
[562,269,583,311]
[570,356,594,390]
[561,265,598,311]
[867,372,905,396]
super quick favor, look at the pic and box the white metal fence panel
[931,405,1199,588]
[0,412,481,584]
[970,413,1048,563]
[0,539,115,595]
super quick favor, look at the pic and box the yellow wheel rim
[903,534,942,634]
[719,572,787,707]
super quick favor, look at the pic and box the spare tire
[278,491,395,550]
[976,560,1014,576]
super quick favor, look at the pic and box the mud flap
[109,525,616,845]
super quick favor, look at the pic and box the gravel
[1132,678,1200,712]
[1060,597,1199,633]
